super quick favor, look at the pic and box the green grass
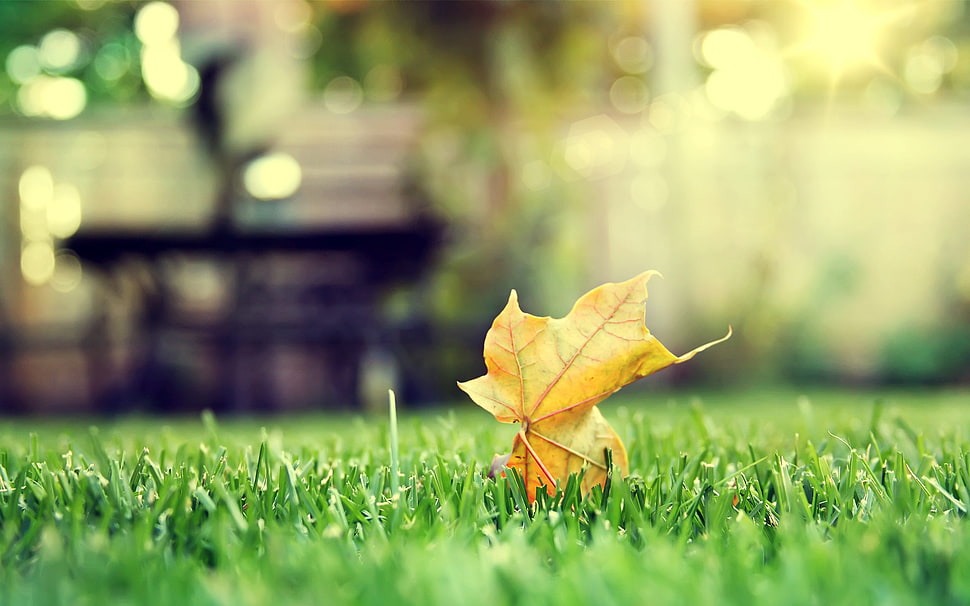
[2,388,970,606]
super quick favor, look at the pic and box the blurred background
[1,0,969,415]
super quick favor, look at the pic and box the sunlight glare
[809,2,882,70]
[791,0,909,88]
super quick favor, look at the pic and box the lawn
[2,387,970,606]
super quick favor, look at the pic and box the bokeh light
[39,29,83,72]
[48,183,83,239]
[288,23,324,60]
[699,27,789,121]
[20,210,49,242]
[611,36,653,74]
[6,45,42,84]
[50,251,84,293]
[243,152,303,200]
[18,165,84,289]
[17,75,87,119]
[904,36,958,95]
[323,76,364,114]
[19,166,54,211]
[609,76,650,114]
[21,241,56,286]
[93,43,132,81]
[274,0,313,32]
[134,2,180,46]
[699,27,758,71]
[141,43,200,104]
[135,1,199,105]
[276,2,321,60]
[646,93,691,133]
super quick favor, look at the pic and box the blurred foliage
[355,2,622,317]
[880,324,970,385]
[0,1,145,107]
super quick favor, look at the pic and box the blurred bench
[68,223,438,412]
[6,103,439,412]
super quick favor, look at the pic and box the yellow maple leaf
[458,271,731,501]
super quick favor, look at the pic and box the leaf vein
[533,389,616,423]
[508,313,526,415]
[529,430,608,471]
[467,388,520,419]
[527,284,637,417]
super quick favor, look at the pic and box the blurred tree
[0,1,148,114]
[341,2,624,317]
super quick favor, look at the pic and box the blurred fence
[583,101,970,384]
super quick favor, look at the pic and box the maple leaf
[458,271,731,502]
